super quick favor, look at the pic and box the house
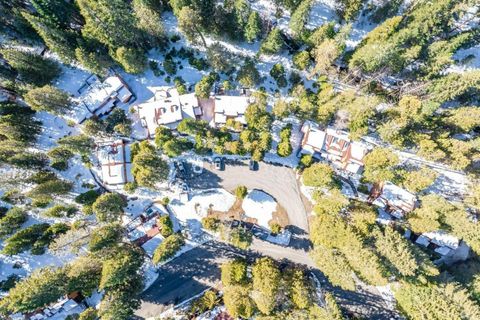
[300,121,369,175]
[414,230,470,265]
[212,95,252,127]
[136,88,201,136]
[67,74,134,124]
[95,139,133,189]
[369,181,417,218]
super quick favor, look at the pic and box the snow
[263,116,302,168]
[142,234,164,258]
[306,0,338,30]
[169,188,236,234]
[242,189,277,229]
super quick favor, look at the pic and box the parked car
[249,160,257,171]
[213,157,223,170]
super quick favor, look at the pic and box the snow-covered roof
[422,230,460,250]
[96,139,133,188]
[213,95,251,124]
[137,89,197,134]
[66,75,133,123]
[300,121,369,174]
[380,182,416,213]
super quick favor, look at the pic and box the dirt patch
[270,204,290,228]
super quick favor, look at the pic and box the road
[135,240,401,320]
[186,159,310,233]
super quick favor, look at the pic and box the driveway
[135,240,401,320]
[186,159,310,234]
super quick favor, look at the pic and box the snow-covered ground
[242,189,277,229]
[264,116,302,168]
[169,188,236,235]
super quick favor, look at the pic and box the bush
[158,215,174,238]
[235,185,248,199]
[0,274,20,292]
[201,217,220,231]
[0,207,27,238]
[229,227,252,250]
[123,182,137,194]
[299,154,313,168]
[43,204,78,218]
[163,57,177,75]
[88,224,123,252]
[152,233,185,264]
[277,124,293,157]
[269,222,282,235]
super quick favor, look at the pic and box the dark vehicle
[249,160,257,171]
[213,157,224,170]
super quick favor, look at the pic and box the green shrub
[158,215,174,238]
[229,228,252,249]
[201,217,220,231]
[43,204,78,218]
[235,186,248,199]
[269,222,282,235]
[0,207,27,238]
[152,233,185,264]
[299,154,313,168]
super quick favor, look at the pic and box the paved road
[187,159,310,234]
[135,240,401,320]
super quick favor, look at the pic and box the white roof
[214,95,251,124]
[350,142,369,161]
[97,140,133,187]
[422,230,460,249]
[380,181,416,211]
[137,90,196,133]
[415,235,431,247]
[303,125,327,150]
[80,76,125,112]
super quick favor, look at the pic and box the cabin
[212,95,252,127]
[300,121,369,175]
[413,230,470,265]
[67,74,133,124]
[369,181,417,219]
[95,139,133,189]
[136,88,201,137]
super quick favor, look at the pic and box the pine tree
[132,0,165,48]
[252,258,280,315]
[311,246,355,290]
[0,267,66,313]
[223,285,256,318]
[75,40,113,76]
[113,47,147,74]
[77,0,140,49]
[237,58,261,87]
[22,12,78,64]
[92,193,127,223]
[363,147,399,183]
[0,102,42,145]
[290,269,312,309]
[0,49,60,86]
[289,0,312,37]
[177,6,208,47]
[24,85,71,114]
[244,11,262,43]
[260,28,284,55]
[30,0,84,28]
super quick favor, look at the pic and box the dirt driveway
[186,159,310,234]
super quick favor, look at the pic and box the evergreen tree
[237,58,261,87]
[22,12,78,64]
[0,49,60,86]
[24,85,71,114]
[221,259,248,286]
[302,163,336,188]
[311,246,355,290]
[362,148,399,183]
[77,0,140,48]
[131,142,170,188]
[252,258,280,315]
[0,207,27,239]
[89,224,123,252]
[0,267,66,313]
[92,193,127,223]
[113,47,147,74]
[260,28,284,55]
[223,285,256,318]
[0,102,41,146]
[289,0,312,37]
[177,6,207,47]
[195,74,215,98]
[244,11,262,43]
[290,269,312,309]
[75,40,113,76]
[30,0,84,28]
[132,0,165,48]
